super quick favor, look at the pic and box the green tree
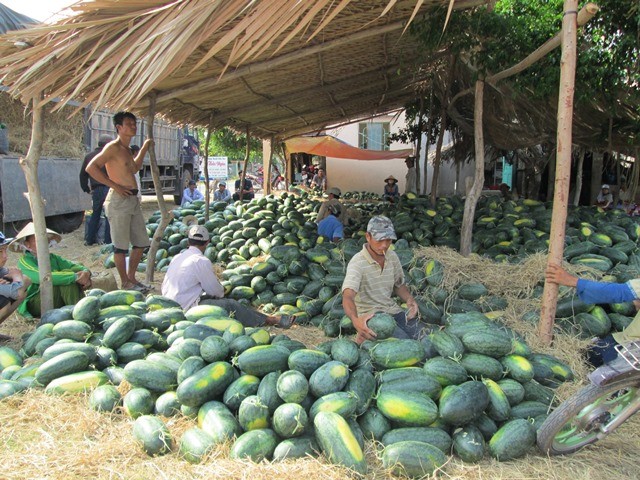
[198,127,262,162]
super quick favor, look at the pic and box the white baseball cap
[187,225,210,242]
[601,184,610,189]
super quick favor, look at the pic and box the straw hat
[9,222,62,252]
[384,175,398,183]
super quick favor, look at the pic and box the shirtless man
[86,111,153,292]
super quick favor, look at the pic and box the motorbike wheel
[537,379,640,455]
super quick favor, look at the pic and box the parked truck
[0,104,199,235]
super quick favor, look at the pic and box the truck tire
[46,212,85,234]
[174,167,193,205]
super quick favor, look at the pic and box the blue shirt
[318,215,344,241]
[214,188,231,203]
[0,266,22,300]
[181,187,204,206]
[575,278,639,304]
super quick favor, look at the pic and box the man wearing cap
[342,216,422,343]
[404,156,417,194]
[596,184,614,209]
[162,225,294,328]
[317,204,344,243]
[181,179,204,206]
[214,181,231,203]
[80,134,113,246]
[12,223,91,318]
[316,187,344,223]
[0,231,30,342]
[86,111,153,292]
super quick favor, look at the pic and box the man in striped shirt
[342,215,422,343]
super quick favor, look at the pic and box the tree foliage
[197,127,262,162]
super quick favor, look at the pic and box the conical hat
[8,222,62,253]
[384,175,398,183]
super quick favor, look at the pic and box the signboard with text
[206,156,228,180]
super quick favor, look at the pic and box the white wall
[324,112,473,197]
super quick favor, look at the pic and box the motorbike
[537,341,640,455]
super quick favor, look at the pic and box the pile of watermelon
[0,286,576,477]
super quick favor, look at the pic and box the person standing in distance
[404,156,417,195]
[80,134,113,246]
[342,216,422,343]
[86,111,153,292]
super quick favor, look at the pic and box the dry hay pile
[0,92,85,159]
[2,388,639,480]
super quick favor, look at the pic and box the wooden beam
[538,0,579,345]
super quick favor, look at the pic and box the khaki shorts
[104,190,150,250]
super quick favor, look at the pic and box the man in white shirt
[161,225,293,328]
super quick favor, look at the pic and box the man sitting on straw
[0,231,30,343]
[10,223,91,318]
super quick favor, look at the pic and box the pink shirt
[161,246,224,310]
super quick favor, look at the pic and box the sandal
[277,314,296,329]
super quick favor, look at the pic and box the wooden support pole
[460,79,485,257]
[431,56,456,206]
[263,137,273,195]
[538,0,579,345]
[203,119,213,221]
[20,94,53,312]
[145,93,171,284]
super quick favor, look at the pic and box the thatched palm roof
[0,0,486,139]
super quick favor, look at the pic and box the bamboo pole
[203,119,213,221]
[20,94,54,312]
[263,137,273,195]
[573,151,583,206]
[538,0,579,345]
[144,93,171,284]
[239,126,251,202]
[460,79,485,257]
[422,87,434,195]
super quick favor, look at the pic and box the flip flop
[277,314,296,329]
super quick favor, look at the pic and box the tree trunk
[20,95,53,312]
[573,151,583,206]
[430,56,456,206]
[421,89,434,195]
[414,96,425,194]
[546,149,556,201]
[538,0,578,345]
[590,152,604,205]
[145,94,172,285]
[460,79,485,257]
[203,122,212,221]
[239,126,250,201]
